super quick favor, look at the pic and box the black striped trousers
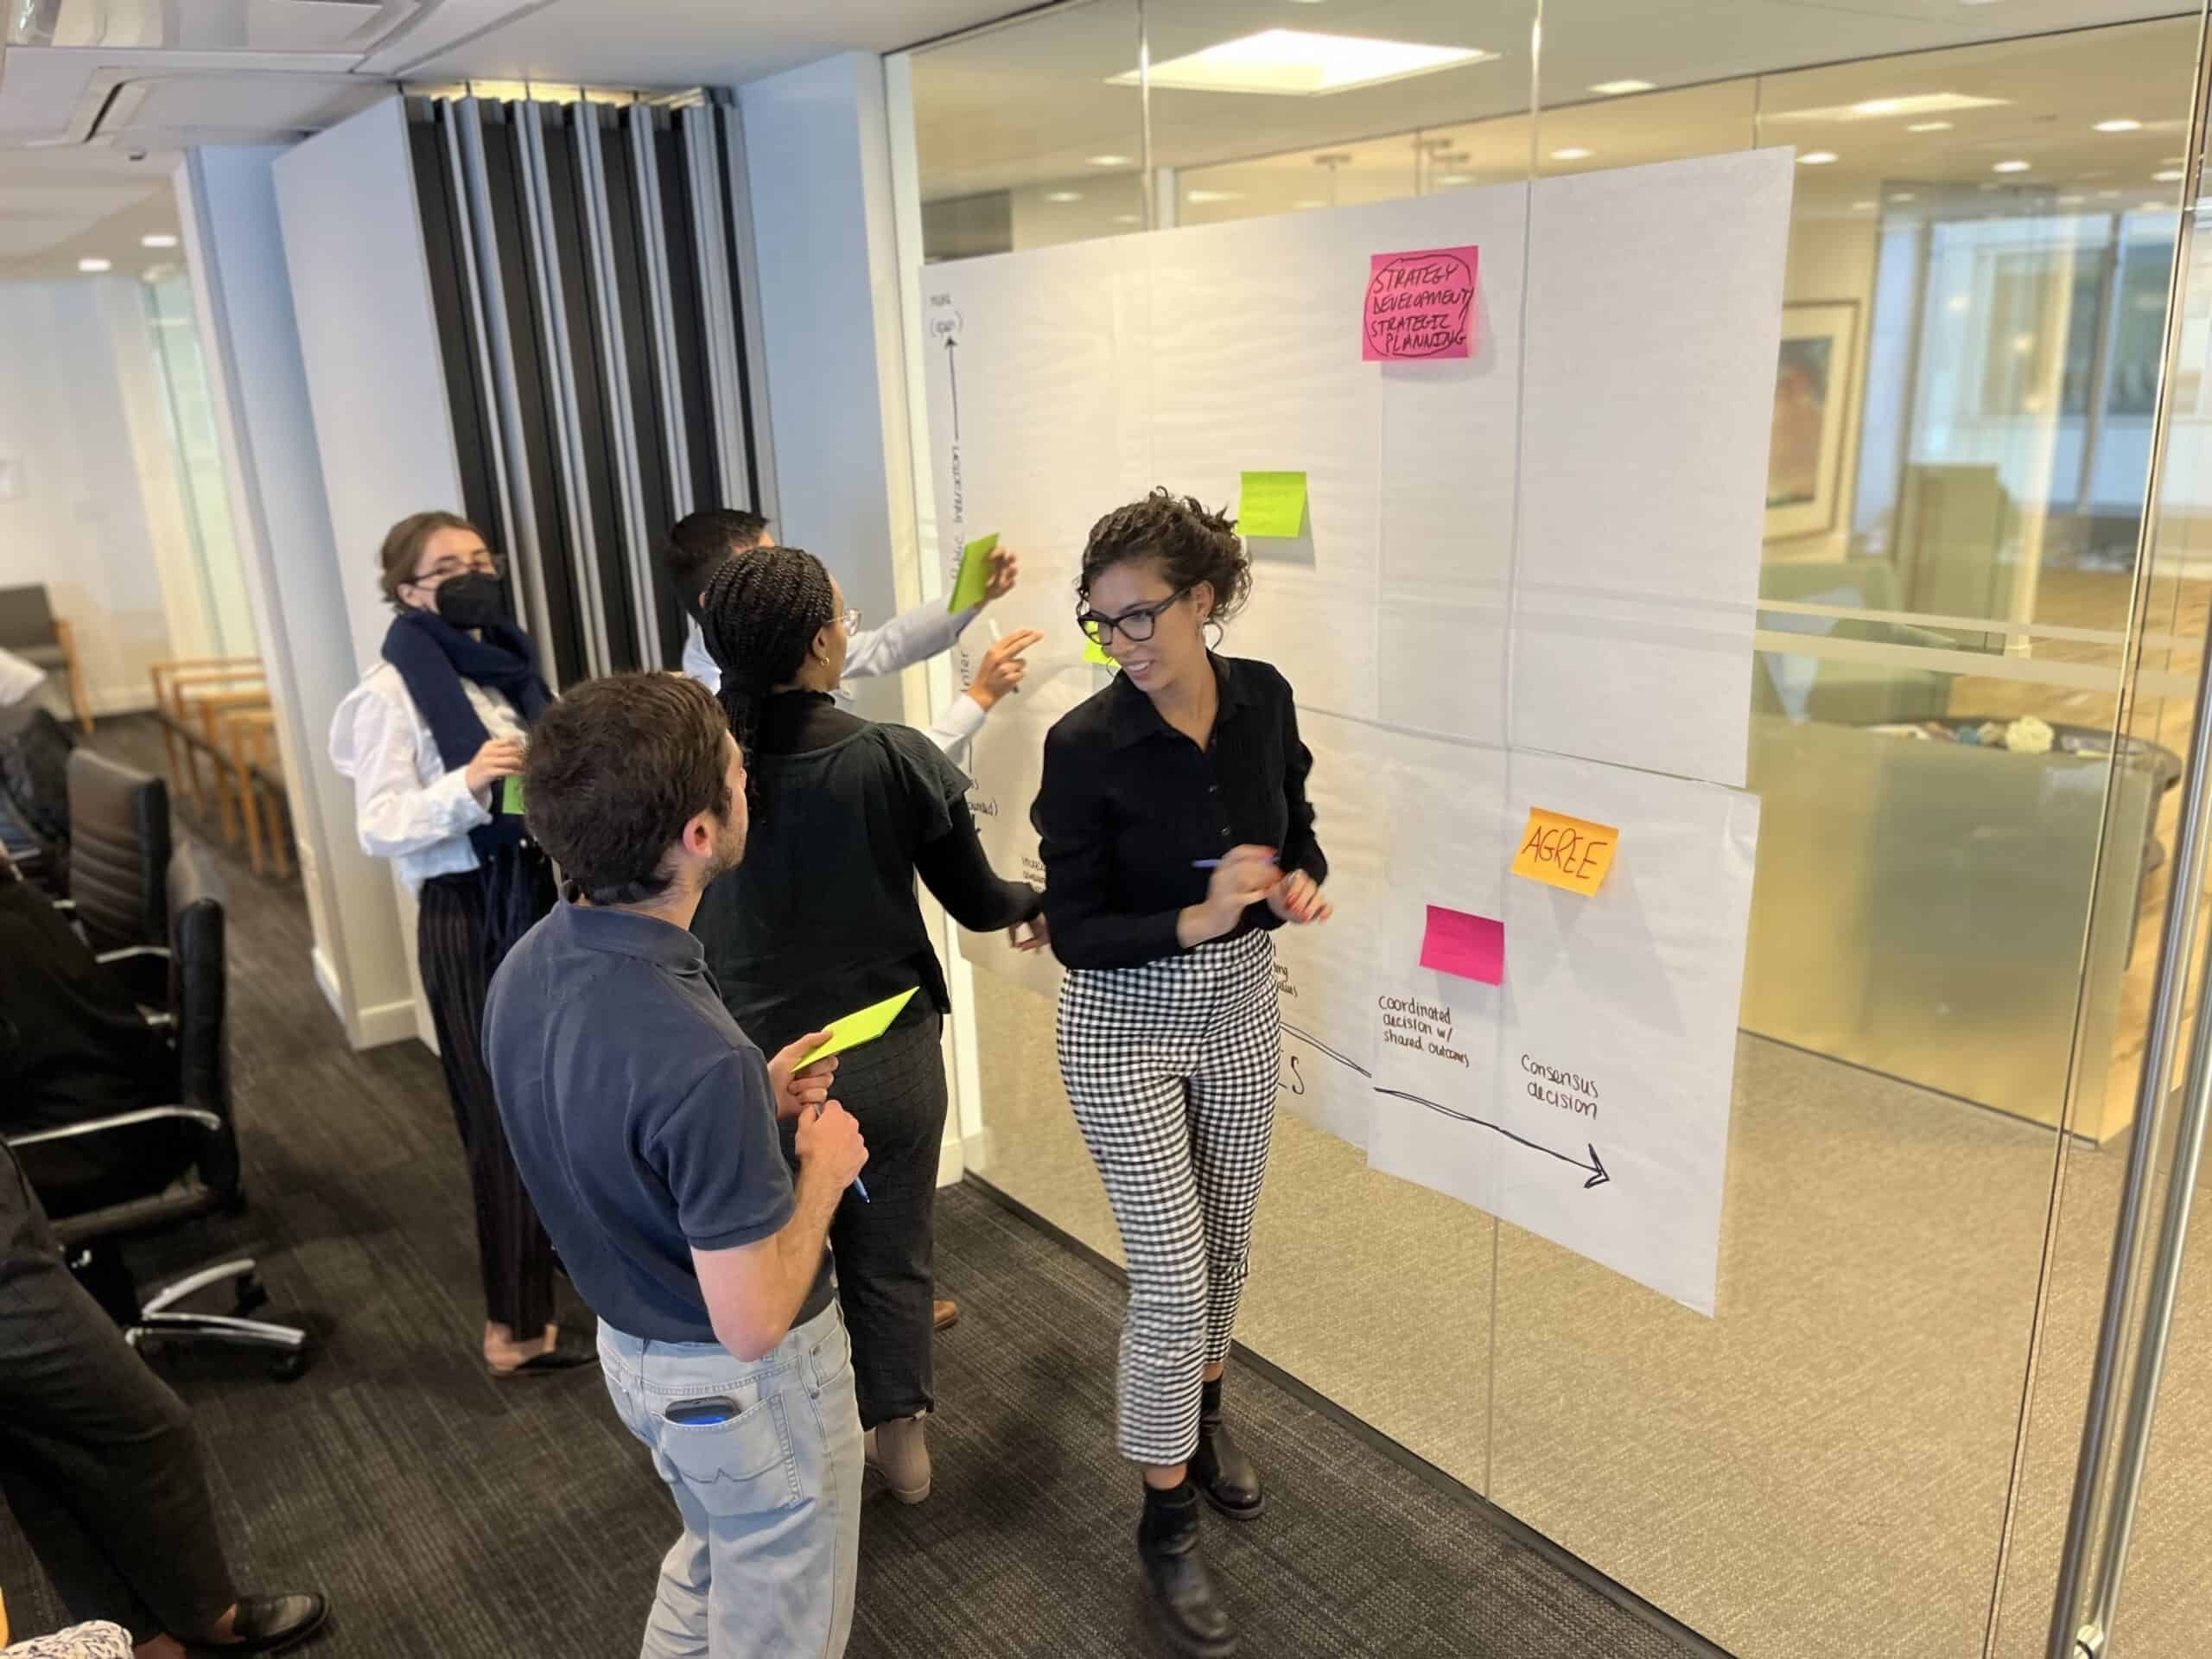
[417,870,556,1335]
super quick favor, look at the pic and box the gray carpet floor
[0,717,1698,1658]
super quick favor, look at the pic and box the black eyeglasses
[407,554,505,588]
[1077,586,1192,646]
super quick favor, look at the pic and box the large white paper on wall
[1512,149,1793,790]
[919,153,1786,1313]
[1490,753,1760,1315]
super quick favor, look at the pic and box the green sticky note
[1238,471,1307,538]
[501,775,524,816]
[795,987,920,1069]
[1084,637,1116,667]
[949,532,999,613]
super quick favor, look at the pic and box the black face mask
[433,572,507,631]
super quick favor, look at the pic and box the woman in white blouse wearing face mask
[328,512,586,1376]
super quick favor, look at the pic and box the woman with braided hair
[1031,488,1330,1658]
[690,543,1046,1506]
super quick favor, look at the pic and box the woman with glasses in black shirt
[1032,489,1331,1657]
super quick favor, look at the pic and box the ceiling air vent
[5,0,417,54]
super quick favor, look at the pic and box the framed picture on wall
[1765,300,1859,541]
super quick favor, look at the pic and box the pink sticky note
[1363,246,1479,363]
[1420,904,1503,985]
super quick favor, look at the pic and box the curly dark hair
[1077,488,1251,624]
[698,543,836,791]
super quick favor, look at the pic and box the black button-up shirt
[1032,654,1326,970]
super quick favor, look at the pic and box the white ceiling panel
[393,0,1028,85]
[0,213,99,254]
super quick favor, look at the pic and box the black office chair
[62,750,171,1007]
[5,844,310,1381]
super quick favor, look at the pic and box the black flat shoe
[197,1592,328,1653]
[487,1337,597,1378]
[1139,1484,1238,1658]
[1192,1414,1265,1521]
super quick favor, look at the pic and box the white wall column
[177,144,419,1050]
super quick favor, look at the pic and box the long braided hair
[698,543,836,807]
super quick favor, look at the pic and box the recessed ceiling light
[2154,169,2185,182]
[1109,29,1494,96]
[77,257,110,272]
[1293,198,1326,209]
[2059,194,2087,205]
[1183,188,1243,204]
[2094,119,2142,133]
[1111,213,1141,225]
[1043,190,1084,202]
[1551,147,1593,162]
[1087,154,1133,168]
[2099,188,2122,198]
[140,233,178,249]
[2164,155,2188,164]
[1435,173,1471,187]
[1589,79,1655,96]
[1948,295,1970,313]
[1798,151,1839,166]
[1852,200,1877,211]
[1993,160,2031,173]
[1888,192,1916,203]
[1774,92,2003,124]
[1908,121,1954,133]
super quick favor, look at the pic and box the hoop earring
[1204,619,1224,651]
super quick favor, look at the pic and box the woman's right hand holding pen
[1177,844,1281,948]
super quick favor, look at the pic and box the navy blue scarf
[381,610,553,967]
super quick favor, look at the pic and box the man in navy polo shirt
[484,672,870,1658]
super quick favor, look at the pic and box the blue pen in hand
[823,1106,871,1211]
[1192,855,1280,870]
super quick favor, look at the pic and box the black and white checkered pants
[1058,928,1281,1467]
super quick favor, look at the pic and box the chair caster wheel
[235,1276,269,1315]
[270,1352,308,1382]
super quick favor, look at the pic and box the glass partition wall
[893,6,2212,1655]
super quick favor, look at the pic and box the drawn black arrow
[1282,1020,1612,1190]
[1371,1087,1611,1189]
[944,335,961,442]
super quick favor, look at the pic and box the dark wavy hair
[698,544,836,795]
[1077,488,1251,624]
[520,672,732,906]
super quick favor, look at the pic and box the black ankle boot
[1192,1378,1266,1521]
[1138,1480,1238,1657]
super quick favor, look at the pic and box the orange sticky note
[1510,807,1618,896]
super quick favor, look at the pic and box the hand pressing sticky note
[1084,637,1116,667]
[1238,471,1307,539]
[795,987,920,1069]
[1510,807,1618,896]
[1420,905,1503,985]
[502,775,524,817]
[948,533,999,614]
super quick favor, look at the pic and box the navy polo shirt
[484,897,833,1344]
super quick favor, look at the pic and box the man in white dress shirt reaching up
[662,510,1039,766]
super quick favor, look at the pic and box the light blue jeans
[598,1304,864,1658]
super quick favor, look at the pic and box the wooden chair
[0,586,92,731]
[222,708,292,879]
[148,661,263,818]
